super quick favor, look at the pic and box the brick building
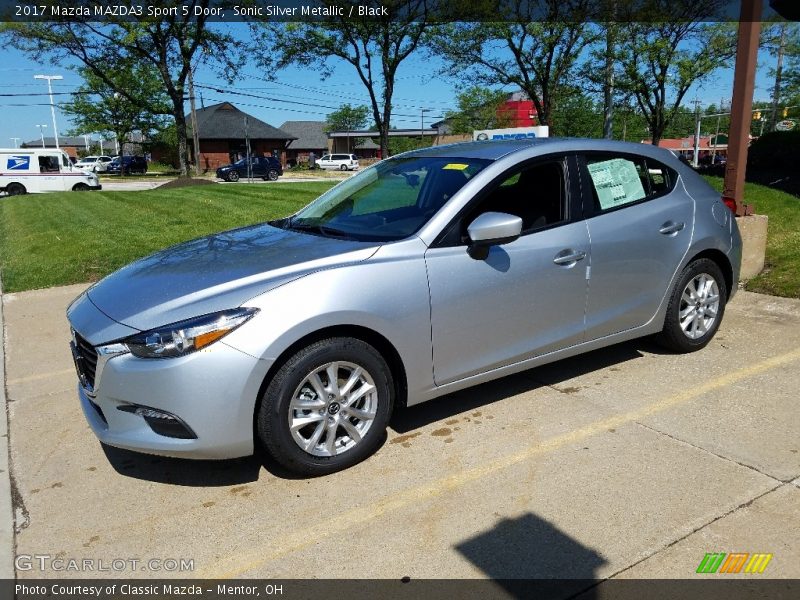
[188,103,295,171]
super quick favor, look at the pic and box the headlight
[125,307,258,359]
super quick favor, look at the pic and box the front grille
[74,332,98,390]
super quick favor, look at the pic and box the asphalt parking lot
[2,284,799,586]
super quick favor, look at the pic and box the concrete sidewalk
[1,284,798,584]
[0,275,13,579]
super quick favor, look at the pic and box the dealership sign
[775,120,796,131]
[473,126,550,141]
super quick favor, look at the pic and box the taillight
[722,197,737,213]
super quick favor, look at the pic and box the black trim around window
[576,152,679,219]
[431,153,582,248]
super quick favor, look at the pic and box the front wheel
[656,258,727,353]
[227,171,240,182]
[257,338,394,476]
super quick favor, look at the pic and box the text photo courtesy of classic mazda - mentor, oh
[67,138,741,476]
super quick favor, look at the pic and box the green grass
[2,178,799,298]
[0,182,334,293]
[705,177,800,298]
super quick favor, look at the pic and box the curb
[0,273,14,578]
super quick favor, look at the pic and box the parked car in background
[106,156,148,175]
[75,155,113,173]
[216,156,283,182]
[66,139,741,476]
[318,154,360,171]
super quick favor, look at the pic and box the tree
[62,65,170,175]
[443,87,512,134]
[325,104,370,152]
[762,22,800,130]
[427,0,598,132]
[550,89,603,138]
[614,1,736,146]
[2,5,243,176]
[260,0,430,157]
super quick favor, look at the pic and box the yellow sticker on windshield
[443,163,469,171]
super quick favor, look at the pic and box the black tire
[656,258,727,353]
[257,337,394,476]
[73,183,90,191]
[340,164,348,171]
[267,169,279,181]
[6,183,26,196]
[228,171,240,182]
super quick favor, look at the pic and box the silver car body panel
[67,138,742,459]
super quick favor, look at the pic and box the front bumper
[74,339,271,460]
[88,184,102,191]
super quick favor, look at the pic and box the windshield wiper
[287,222,356,240]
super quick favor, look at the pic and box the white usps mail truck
[0,148,102,195]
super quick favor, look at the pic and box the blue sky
[0,25,781,150]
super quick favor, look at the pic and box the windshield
[283,156,490,242]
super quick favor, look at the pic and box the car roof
[405,138,680,164]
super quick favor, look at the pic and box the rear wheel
[227,171,240,182]
[340,164,348,171]
[656,258,727,353]
[257,337,393,476]
[6,183,26,196]
[267,169,279,181]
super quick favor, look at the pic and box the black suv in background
[106,156,148,175]
[216,156,283,182]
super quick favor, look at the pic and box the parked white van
[0,148,102,195]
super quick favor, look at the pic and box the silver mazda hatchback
[68,139,742,475]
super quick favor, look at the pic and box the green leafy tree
[325,104,370,151]
[443,87,512,135]
[427,0,598,133]
[550,89,603,138]
[62,65,170,175]
[259,0,430,157]
[2,5,243,176]
[614,1,736,145]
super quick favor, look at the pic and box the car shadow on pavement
[454,512,604,599]
[391,338,657,434]
[101,444,263,486]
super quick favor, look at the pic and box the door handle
[659,221,685,235]
[553,250,587,265]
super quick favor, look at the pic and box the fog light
[117,404,197,439]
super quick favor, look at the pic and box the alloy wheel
[679,273,720,339]
[288,361,378,457]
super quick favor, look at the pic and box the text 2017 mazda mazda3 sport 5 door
[67,139,742,475]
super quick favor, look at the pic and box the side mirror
[466,212,523,260]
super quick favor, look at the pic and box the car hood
[84,222,380,334]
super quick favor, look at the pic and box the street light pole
[10,137,20,149]
[34,74,63,149]
[36,124,47,148]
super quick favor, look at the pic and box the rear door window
[583,153,677,215]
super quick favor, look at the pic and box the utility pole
[603,17,617,139]
[692,98,702,168]
[10,137,20,148]
[34,74,63,149]
[188,67,201,177]
[768,22,787,133]
[82,134,90,152]
[420,108,429,144]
